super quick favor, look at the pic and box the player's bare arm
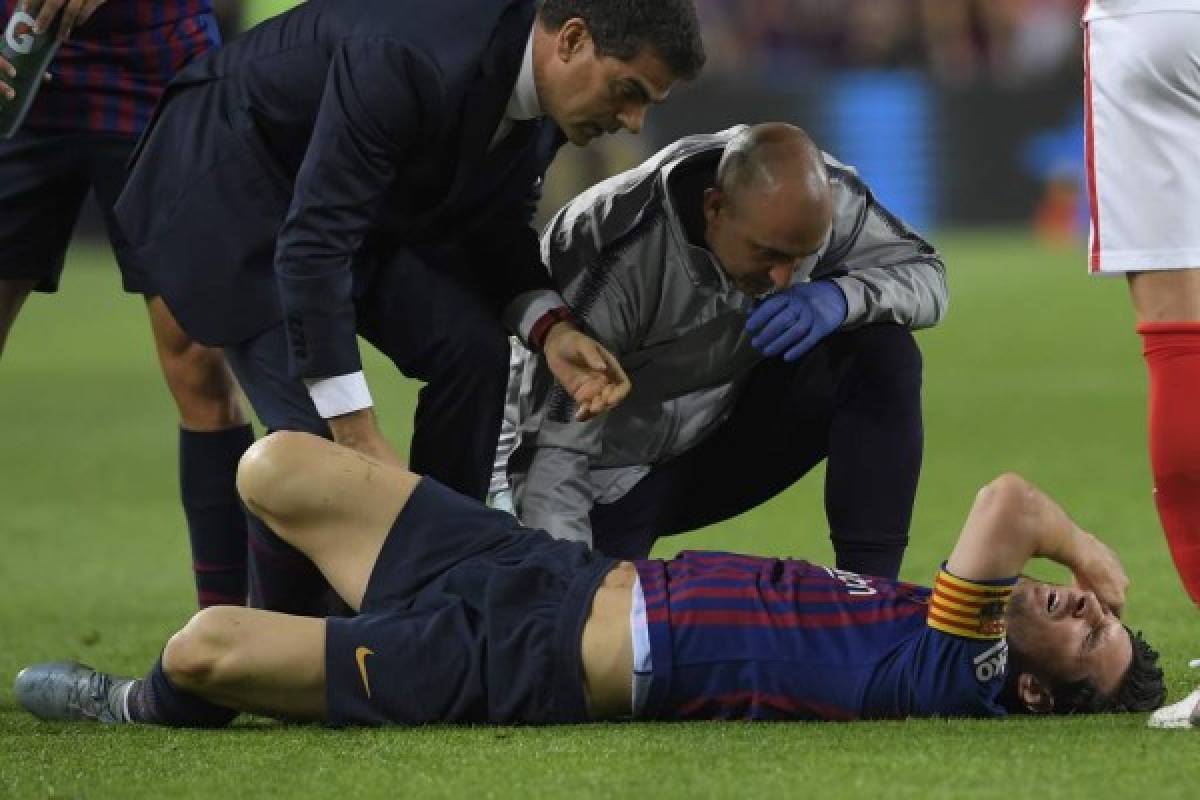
[946,473,1129,614]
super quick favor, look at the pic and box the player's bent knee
[236,432,319,524]
[237,434,292,516]
[163,607,242,690]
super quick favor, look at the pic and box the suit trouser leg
[817,325,923,578]
[223,323,335,615]
[358,247,511,501]
[590,324,923,578]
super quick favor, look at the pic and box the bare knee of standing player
[237,431,418,609]
[1128,269,1200,323]
[145,295,246,430]
[0,279,37,357]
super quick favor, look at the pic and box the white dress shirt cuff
[304,372,373,419]
[503,289,568,345]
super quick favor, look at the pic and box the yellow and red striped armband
[927,569,1015,641]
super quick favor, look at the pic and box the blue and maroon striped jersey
[3,0,219,135]
[634,551,1015,721]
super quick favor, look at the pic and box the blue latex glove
[746,280,848,362]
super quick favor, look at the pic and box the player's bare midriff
[580,561,636,719]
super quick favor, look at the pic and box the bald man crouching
[498,123,947,579]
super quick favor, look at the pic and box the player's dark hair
[999,626,1166,715]
[538,0,706,80]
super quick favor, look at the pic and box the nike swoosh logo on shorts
[355,646,374,698]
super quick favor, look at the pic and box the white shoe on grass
[1147,659,1200,729]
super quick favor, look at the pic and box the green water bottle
[0,5,62,139]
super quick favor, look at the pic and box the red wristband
[529,306,577,352]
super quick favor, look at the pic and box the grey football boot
[14,661,134,723]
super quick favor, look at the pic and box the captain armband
[927,567,1015,641]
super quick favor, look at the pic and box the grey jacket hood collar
[657,126,750,297]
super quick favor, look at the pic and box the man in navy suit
[114,0,705,612]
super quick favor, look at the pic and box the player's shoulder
[908,566,1016,717]
[907,627,1010,716]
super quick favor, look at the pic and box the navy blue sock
[125,657,237,728]
[247,514,338,616]
[180,425,254,607]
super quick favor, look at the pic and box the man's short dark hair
[1000,626,1167,715]
[539,0,706,80]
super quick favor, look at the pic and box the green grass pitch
[1,232,1198,798]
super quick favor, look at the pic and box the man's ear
[555,17,589,61]
[1017,672,1055,714]
[702,187,724,226]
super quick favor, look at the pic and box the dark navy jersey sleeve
[869,567,1015,718]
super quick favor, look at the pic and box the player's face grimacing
[537,21,676,146]
[1006,580,1133,696]
[703,186,830,297]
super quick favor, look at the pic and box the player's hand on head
[746,280,847,362]
[21,0,106,42]
[1070,530,1129,616]
[542,323,631,422]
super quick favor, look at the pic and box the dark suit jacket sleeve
[274,38,439,379]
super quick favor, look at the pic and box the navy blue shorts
[0,130,147,293]
[325,478,617,726]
